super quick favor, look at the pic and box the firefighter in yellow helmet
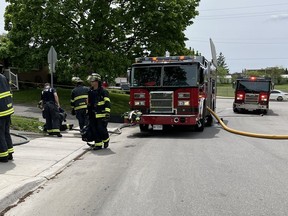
[86,73,111,150]
[71,76,89,130]
[0,67,14,162]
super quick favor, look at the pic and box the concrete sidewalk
[0,104,123,213]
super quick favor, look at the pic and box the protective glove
[71,109,76,116]
[37,100,43,110]
[103,113,110,122]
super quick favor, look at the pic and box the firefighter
[0,69,14,162]
[71,77,89,130]
[41,83,62,137]
[87,73,111,150]
[40,107,74,132]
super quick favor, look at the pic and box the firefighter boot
[104,141,109,149]
[57,133,63,137]
[0,156,9,163]
[93,141,103,150]
[93,146,102,150]
[8,153,13,160]
[103,138,110,149]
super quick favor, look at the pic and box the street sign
[48,46,57,65]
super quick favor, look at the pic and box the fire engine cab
[233,77,272,114]
[126,54,217,132]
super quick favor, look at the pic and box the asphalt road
[6,99,288,216]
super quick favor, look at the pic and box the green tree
[0,34,14,67]
[4,0,200,82]
[217,52,229,74]
[216,52,229,83]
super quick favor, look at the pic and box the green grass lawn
[12,88,130,115]
[12,88,130,132]
[11,115,44,133]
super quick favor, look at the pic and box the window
[132,66,161,87]
[163,65,198,87]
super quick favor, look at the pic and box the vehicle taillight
[260,93,268,101]
[236,93,244,100]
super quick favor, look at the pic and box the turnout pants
[43,102,61,134]
[90,117,110,147]
[76,109,88,130]
[0,116,14,159]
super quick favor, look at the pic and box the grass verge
[12,88,130,115]
[11,115,44,133]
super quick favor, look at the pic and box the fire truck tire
[205,114,213,127]
[139,124,149,132]
[233,104,239,113]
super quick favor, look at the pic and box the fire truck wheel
[139,124,149,132]
[205,114,213,127]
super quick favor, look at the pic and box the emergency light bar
[237,77,272,81]
[135,56,204,64]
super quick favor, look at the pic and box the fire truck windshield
[237,81,271,92]
[132,64,198,87]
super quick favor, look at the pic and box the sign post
[48,46,57,88]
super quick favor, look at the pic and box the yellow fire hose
[207,107,288,139]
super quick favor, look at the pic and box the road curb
[0,176,46,213]
[37,144,88,179]
[0,145,88,214]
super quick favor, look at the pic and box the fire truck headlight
[134,93,145,99]
[178,100,190,106]
[178,92,190,98]
[134,101,145,106]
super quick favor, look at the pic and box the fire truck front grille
[150,91,173,113]
[245,93,259,104]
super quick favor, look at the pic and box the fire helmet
[71,76,83,83]
[87,73,101,82]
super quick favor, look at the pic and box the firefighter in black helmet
[87,73,111,150]
[41,83,62,137]
[0,67,14,163]
[71,76,89,130]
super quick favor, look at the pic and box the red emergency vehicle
[126,55,217,132]
[233,77,272,114]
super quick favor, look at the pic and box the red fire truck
[233,77,273,114]
[126,55,217,132]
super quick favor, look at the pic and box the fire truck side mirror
[199,68,204,84]
[199,85,204,92]
[232,81,236,89]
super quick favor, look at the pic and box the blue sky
[1,0,288,73]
